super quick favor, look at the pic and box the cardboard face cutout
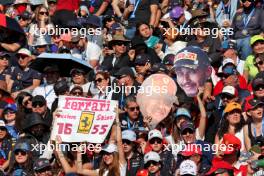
[137,74,177,128]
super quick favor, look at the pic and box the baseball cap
[85,15,101,27]
[0,120,6,128]
[33,158,51,171]
[163,54,175,65]
[180,121,195,133]
[170,6,184,20]
[148,129,163,141]
[18,11,31,20]
[14,142,30,152]
[222,58,235,68]
[32,95,46,104]
[111,23,122,31]
[54,80,69,95]
[114,67,135,78]
[134,54,150,66]
[250,35,264,46]
[70,68,86,76]
[221,86,238,97]
[0,52,10,58]
[175,108,191,120]
[221,133,241,155]
[122,130,137,142]
[144,151,161,164]
[17,48,32,57]
[4,103,17,112]
[245,98,264,112]
[101,143,118,153]
[180,144,202,156]
[173,46,211,70]
[224,102,242,114]
[222,40,237,52]
[149,63,168,74]
[205,157,233,175]
[179,160,197,176]
[252,71,264,91]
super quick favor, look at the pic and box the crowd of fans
[0,0,263,175]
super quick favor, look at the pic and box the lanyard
[243,9,255,28]
[127,116,135,129]
[222,3,231,16]
[253,119,264,138]
[44,85,53,99]
[130,0,141,18]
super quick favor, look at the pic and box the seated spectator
[33,158,52,176]
[70,68,91,95]
[142,151,163,176]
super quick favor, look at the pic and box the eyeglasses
[115,42,126,46]
[149,138,162,144]
[254,60,264,67]
[122,139,132,145]
[72,91,83,96]
[145,161,159,168]
[39,11,49,16]
[181,129,194,135]
[0,127,6,131]
[95,78,104,83]
[128,106,140,111]
[32,101,45,108]
[221,94,235,100]
[14,150,27,156]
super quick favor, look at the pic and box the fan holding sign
[173,46,212,97]
[137,74,178,129]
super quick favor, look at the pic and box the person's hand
[154,43,163,54]
[56,135,62,144]
[11,91,20,99]
[136,74,144,84]
[102,47,114,56]
[143,116,152,127]
[139,140,147,153]
[128,49,135,61]
[127,4,134,12]
[197,87,204,98]
[204,95,215,103]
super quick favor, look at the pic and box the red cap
[180,144,202,156]
[136,169,149,176]
[221,133,241,155]
[206,157,233,175]
[244,98,264,112]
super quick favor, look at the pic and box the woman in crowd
[254,53,264,72]
[0,120,12,170]
[70,68,91,95]
[8,142,34,175]
[28,5,54,47]
[215,102,246,151]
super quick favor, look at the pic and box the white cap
[179,160,197,176]
[122,130,136,142]
[17,48,32,57]
[148,129,163,141]
[222,85,237,96]
[222,58,235,67]
[0,120,6,127]
[144,151,161,164]
[101,143,117,153]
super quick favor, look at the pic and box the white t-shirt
[96,162,127,176]
[85,42,102,67]
[32,84,57,109]
[70,82,91,93]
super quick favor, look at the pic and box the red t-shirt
[56,0,80,11]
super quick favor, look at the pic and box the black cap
[85,15,101,27]
[54,80,69,95]
[32,95,46,104]
[163,54,175,65]
[252,71,264,91]
[115,67,135,78]
[248,99,264,109]
[18,11,31,20]
[23,112,48,130]
[131,37,147,49]
[180,121,195,133]
[33,158,51,171]
[0,51,10,58]
[70,68,86,76]
[149,63,168,74]
[222,40,237,52]
[134,54,150,65]
[43,65,59,73]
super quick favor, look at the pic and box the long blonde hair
[99,152,120,176]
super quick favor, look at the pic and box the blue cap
[174,46,211,70]
[111,23,122,31]
[14,142,30,152]
[175,108,191,119]
[4,103,17,112]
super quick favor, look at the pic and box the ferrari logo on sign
[77,111,95,134]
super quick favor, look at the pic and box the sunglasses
[221,93,235,100]
[18,16,27,21]
[0,57,9,61]
[145,161,159,168]
[241,0,253,3]
[14,150,27,156]
[228,109,242,115]
[0,127,6,131]
[72,73,83,77]
[128,106,140,111]
[122,139,132,145]
[117,75,127,80]
[149,138,162,144]
[72,91,82,96]
[115,42,126,46]
[4,110,16,115]
[39,11,49,16]
[181,129,194,135]
[136,63,146,67]
[32,101,45,108]
[254,85,264,91]
[18,54,28,60]
[254,60,264,67]
[95,78,104,83]
[36,167,51,174]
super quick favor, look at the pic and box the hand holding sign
[137,74,177,128]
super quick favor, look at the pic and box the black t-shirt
[127,0,159,27]
[0,67,11,81]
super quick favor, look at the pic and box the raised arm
[197,87,207,140]
[115,108,126,165]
